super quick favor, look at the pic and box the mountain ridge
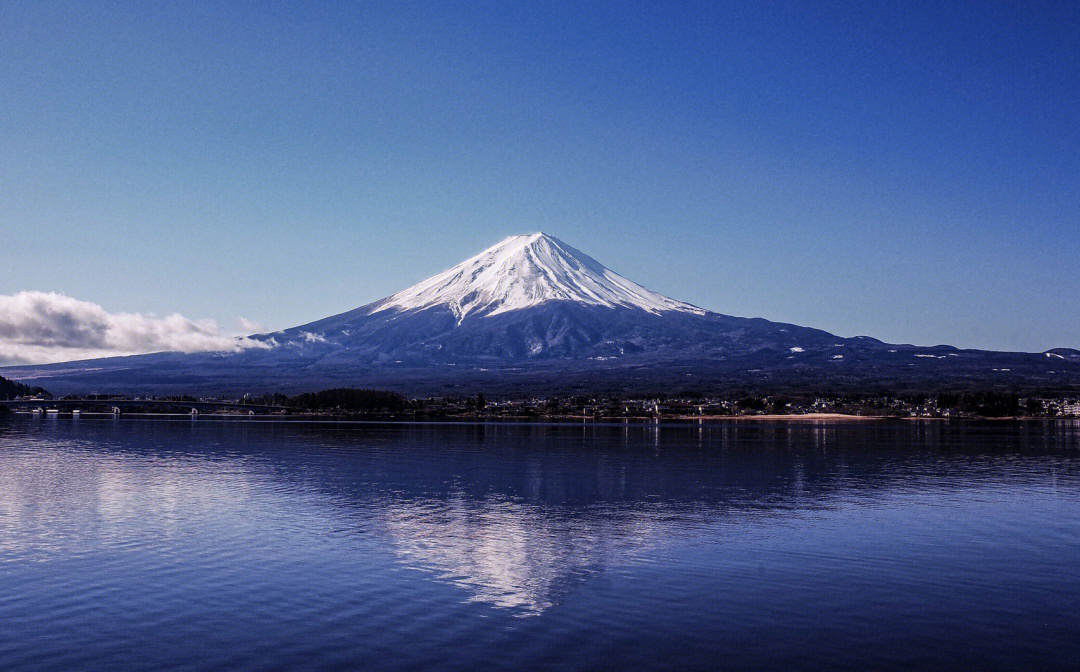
[4,234,1080,396]
[283,233,702,335]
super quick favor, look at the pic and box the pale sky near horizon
[2,1,1079,360]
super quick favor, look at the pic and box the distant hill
[4,233,1080,397]
[0,374,47,400]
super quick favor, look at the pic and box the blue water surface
[1,417,1078,671]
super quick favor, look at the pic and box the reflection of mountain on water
[3,418,1079,613]
[339,421,1080,614]
[380,495,660,613]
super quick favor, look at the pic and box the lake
[2,417,1079,670]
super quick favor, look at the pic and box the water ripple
[1,418,1079,670]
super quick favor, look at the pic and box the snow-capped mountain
[369,233,704,321]
[5,233,1080,395]
[259,232,719,360]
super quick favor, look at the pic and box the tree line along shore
[5,379,1080,420]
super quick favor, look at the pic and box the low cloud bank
[0,291,271,365]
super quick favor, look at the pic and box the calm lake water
[2,417,1079,671]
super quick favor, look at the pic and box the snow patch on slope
[370,233,704,321]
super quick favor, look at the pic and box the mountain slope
[4,233,1080,395]
[367,233,704,320]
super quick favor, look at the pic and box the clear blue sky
[2,1,1078,352]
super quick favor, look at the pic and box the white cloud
[0,291,272,365]
[237,317,265,333]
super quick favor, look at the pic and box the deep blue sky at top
[2,1,1078,351]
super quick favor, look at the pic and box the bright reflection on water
[1,417,1079,670]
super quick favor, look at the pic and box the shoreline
[7,411,1074,423]
[670,413,880,421]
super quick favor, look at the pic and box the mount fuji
[5,233,1079,395]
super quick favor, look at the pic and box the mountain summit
[5,233,1080,395]
[369,233,703,321]
[264,232,717,361]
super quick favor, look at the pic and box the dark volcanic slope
[4,233,1079,396]
[4,301,1079,396]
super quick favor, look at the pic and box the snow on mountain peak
[371,233,704,321]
